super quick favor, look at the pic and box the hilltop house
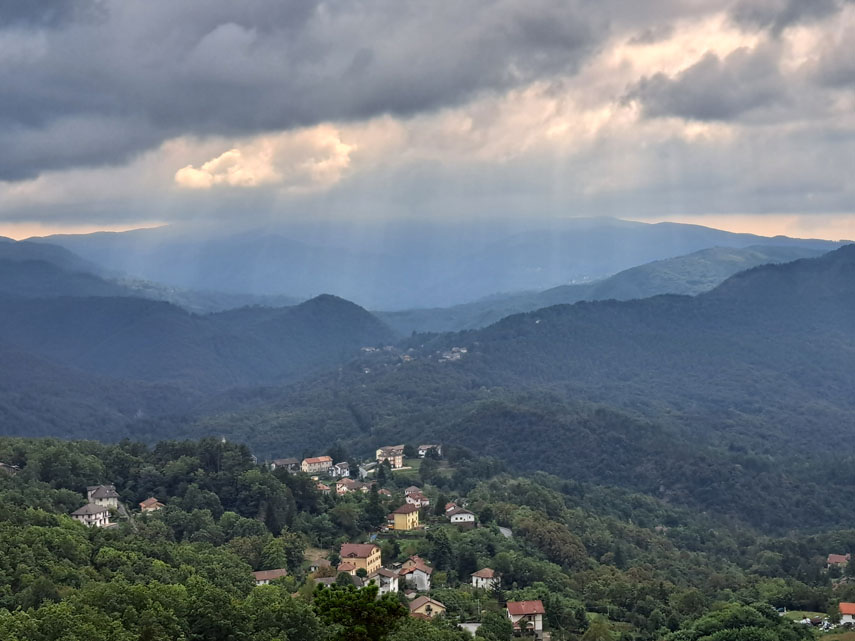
[302,456,333,474]
[338,562,357,575]
[139,497,164,512]
[332,462,351,478]
[445,501,459,513]
[308,559,332,573]
[336,478,367,495]
[840,603,855,624]
[87,485,119,509]
[400,555,433,591]
[316,482,331,494]
[71,503,111,528]
[417,444,442,458]
[447,507,476,527]
[507,601,545,638]
[388,504,420,531]
[471,568,500,590]
[340,543,382,575]
[376,445,405,469]
[270,458,300,473]
[409,596,446,619]
[367,568,399,595]
[828,553,851,568]
[0,462,19,476]
[405,492,430,508]
[252,569,288,585]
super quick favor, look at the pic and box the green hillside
[377,245,825,334]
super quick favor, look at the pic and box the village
[41,441,855,641]
[52,443,553,639]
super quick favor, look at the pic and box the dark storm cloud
[626,46,788,121]
[0,0,100,29]
[729,0,844,34]
[0,0,606,180]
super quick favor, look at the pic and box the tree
[403,445,417,459]
[581,619,612,641]
[314,583,408,641]
[476,611,513,641]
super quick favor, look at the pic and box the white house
[399,555,433,592]
[405,492,430,508]
[447,507,476,526]
[367,568,399,595]
[471,568,499,590]
[332,462,351,478]
[840,603,855,624]
[507,601,545,638]
[87,485,119,509]
[417,444,442,458]
[71,503,111,528]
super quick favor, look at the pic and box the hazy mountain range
[28,218,844,309]
[2,223,855,529]
[377,244,826,334]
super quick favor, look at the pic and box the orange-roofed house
[507,600,545,638]
[471,567,499,590]
[409,596,446,619]
[340,543,381,575]
[139,497,164,512]
[828,553,851,568]
[840,603,855,624]
[302,456,333,474]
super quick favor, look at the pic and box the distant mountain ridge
[29,218,845,309]
[377,245,827,334]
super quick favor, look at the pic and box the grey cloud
[627,46,788,121]
[0,0,101,29]
[0,0,608,180]
[729,0,843,34]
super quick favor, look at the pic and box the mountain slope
[180,246,855,529]
[31,218,844,309]
[0,294,395,389]
[377,245,826,334]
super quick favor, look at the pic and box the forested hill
[377,245,826,334]
[0,294,395,389]
[187,245,855,530]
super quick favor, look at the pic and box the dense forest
[2,435,852,640]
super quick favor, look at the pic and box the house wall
[394,511,419,531]
[404,570,431,592]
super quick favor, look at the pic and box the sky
[1,0,854,240]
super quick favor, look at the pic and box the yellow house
[388,503,420,531]
[339,543,382,575]
[376,445,405,469]
[409,596,446,618]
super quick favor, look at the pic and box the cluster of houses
[69,483,163,528]
[271,456,351,478]
[298,541,542,635]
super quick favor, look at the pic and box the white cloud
[174,125,355,192]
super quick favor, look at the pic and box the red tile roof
[303,456,332,464]
[139,497,163,509]
[337,562,356,572]
[841,603,855,615]
[340,543,379,558]
[471,568,496,578]
[393,504,420,514]
[828,553,851,564]
[507,600,545,616]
